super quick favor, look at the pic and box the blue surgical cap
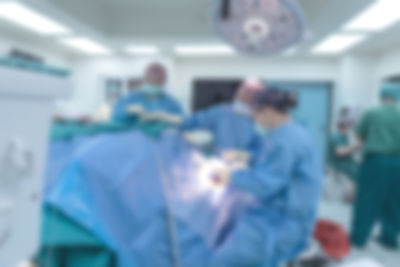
[380,82,400,101]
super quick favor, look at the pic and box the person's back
[357,104,400,155]
[181,78,264,153]
[210,122,322,266]
[257,122,322,255]
[351,83,400,249]
[181,103,258,152]
[211,88,323,267]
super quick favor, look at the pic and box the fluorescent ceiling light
[312,34,366,54]
[61,37,111,55]
[344,0,400,31]
[174,45,235,56]
[126,45,159,55]
[0,1,70,35]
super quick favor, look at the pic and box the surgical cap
[380,82,400,101]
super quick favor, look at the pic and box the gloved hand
[140,112,162,121]
[159,113,183,125]
[221,150,250,169]
[183,131,214,148]
[126,104,145,115]
[141,111,183,124]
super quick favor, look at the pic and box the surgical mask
[233,100,251,116]
[142,83,163,97]
[255,123,269,137]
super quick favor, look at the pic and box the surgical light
[194,156,229,203]
[213,0,305,55]
[312,34,367,54]
[60,37,111,55]
[174,45,235,56]
[343,0,400,32]
[0,1,70,35]
[126,45,159,56]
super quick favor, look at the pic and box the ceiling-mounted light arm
[253,0,261,9]
[220,0,232,20]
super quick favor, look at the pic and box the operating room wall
[336,50,400,118]
[335,55,378,121]
[375,49,400,86]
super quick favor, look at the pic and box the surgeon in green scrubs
[329,120,359,182]
[351,83,400,249]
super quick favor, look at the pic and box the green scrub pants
[351,155,400,248]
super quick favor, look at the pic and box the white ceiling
[48,0,372,39]
[1,0,400,57]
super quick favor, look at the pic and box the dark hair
[252,88,297,113]
[337,120,352,130]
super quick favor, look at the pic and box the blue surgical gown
[112,91,184,122]
[210,121,323,267]
[180,104,260,153]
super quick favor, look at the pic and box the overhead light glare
[0,1,70,35]
[174,45,235,56]
[61,37,111,55]
[312,34,367,54]
[344,0,400,31]
[126,45,159,55]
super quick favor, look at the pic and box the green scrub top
[357,104,400,155]
[329,133,359,180]
[330,133,351,160]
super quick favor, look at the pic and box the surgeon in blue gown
[112,63,183,122]
[180,78,265,153]
[209,88,323,267]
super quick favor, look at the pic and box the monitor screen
[192,79,241,112]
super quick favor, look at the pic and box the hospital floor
[317,176,400,267]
